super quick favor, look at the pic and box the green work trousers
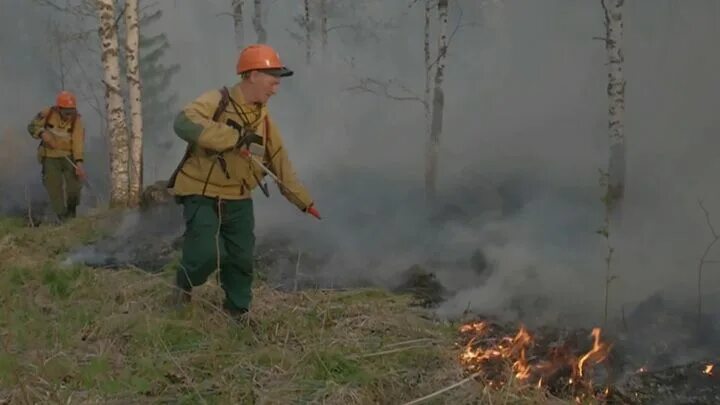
[42,157,82,220]
[176,196,255,311]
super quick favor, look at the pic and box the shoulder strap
[264,115,271,147]
[43,107,56,128]
[265,115,282,164]
[212,87,231,122]
[168,87,229,189]
[69,114,77,133]
[43,107,78,133]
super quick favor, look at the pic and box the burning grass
[0,214,578,404]
[457,319,613,403]
[456,318,720,404]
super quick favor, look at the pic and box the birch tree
[423,0,433,169]
[304,0,312,64]
[125,0,143,207]
[232,0,245,49]
[97,0,130,206]
[425,0,448,204]
[252,0,267,43]
[601,0,626,217]
[320,0,328,54]
[48,21,70,90]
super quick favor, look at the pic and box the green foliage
[310,350,370,385]
[42,264,83,299]
[0,213,573,404]
[0,217,24,236]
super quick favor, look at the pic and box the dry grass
[0,215,576,404]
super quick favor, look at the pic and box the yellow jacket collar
[229,83,268,124]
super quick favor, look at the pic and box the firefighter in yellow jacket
[27,91,86,221]
[168,44,320,319]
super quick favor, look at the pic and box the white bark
[96,0,130,207]
[55,29,67,90]
[125,0,143,207]
[424,0,432,162]
[304,0,312,64]
[425,0,448,204]
[320,0,328,53]
[232,0,245,49]
[602,0,626,215]
[253,0,267,43]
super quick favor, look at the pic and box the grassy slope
[0,215,564,405]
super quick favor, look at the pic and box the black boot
[66,204,77,219]
[223,302,252,325]
[171,286,192,309]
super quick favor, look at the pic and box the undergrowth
[0,214,571,404]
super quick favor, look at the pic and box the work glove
[305,204,321,220]
[40,131,59,149]
[74,161,86,181]
[227,119,263,156]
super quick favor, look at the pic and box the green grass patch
[42,264,84,299]
[0,353,20,386]
[0,213,577,404]
[0,217,25,236]
[310,350,371,385]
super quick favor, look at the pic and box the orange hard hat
[236,44,293,77]
[56,91,77,109]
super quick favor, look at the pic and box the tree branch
[427,0,478,71]
[700,200,718,239]
[697,200,719,332]
[346,78,425,106]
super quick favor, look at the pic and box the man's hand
[74,161,86,181]
[40,131,58,149]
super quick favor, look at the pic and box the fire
[458,319,613,397]
[513,348,531,380]
[459,322,535,381]
[704,364,714,376]
[577,328,612,377]
[459,321,488,334]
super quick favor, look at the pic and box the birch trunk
[602,0,626,217]
[125,0,143,207]
[425,0,448,205]
[56,33,67,90]
[304,0,312,64]
[424,0,432,164]
[252,0,267,43]
[320,0,328,53]
[232,0,245,49]
[96,0,130,207]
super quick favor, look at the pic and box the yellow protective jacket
[27,107,85,161]
[170,84,314,211]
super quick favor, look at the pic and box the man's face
[58,108,76,120]
[250,71,281,104]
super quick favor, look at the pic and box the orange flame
[459,323,535,372]
[459,321,488,334]
[513,349,531,380]
[577,328,611,377]
[704,364,714,376]
[459,320,613,395]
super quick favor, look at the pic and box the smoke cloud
[3,0,720,355]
